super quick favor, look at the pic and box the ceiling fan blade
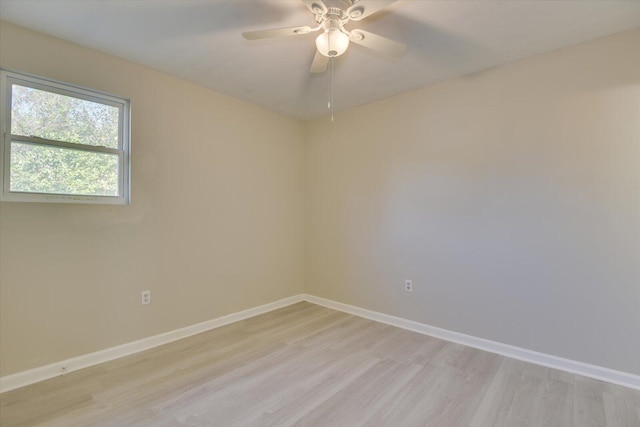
[349,29,406,56]
[300,0,327,15]
[346,0,397,21]
[242,26,313,40]
[310,50,329,74]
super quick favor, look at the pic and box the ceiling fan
[242,0,406,73]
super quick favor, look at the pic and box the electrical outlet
[141,290,151,305]
[404,280,413,292]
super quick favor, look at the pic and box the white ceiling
[1,0,639,120]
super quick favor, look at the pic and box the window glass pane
[11,84,119,149]
[10,141,120,197]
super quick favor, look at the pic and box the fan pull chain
[329,56,335,122]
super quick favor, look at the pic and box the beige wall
[0,22,305,376]
[306,29,640,375]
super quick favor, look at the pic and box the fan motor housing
[314,0,354,24]
[323,0,354,11]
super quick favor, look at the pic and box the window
[0,70,130,204]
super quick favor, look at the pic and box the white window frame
[0,69,130,204]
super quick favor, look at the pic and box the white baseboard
[0,295,304,393]
[301,294,640,391]
[2,293,638,393]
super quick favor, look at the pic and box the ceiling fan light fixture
[316,28,350,57]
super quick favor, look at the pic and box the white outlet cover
[141,290,151,305]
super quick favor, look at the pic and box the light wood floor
[1,302,639,426]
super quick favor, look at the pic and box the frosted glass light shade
[316,28,350,57]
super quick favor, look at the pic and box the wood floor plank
[1,302,639,426]
[574,375,608,427]
[290,359,422,427]
[255,351,380,426]
[603,382,640,427]
[361,360,447,427]
[535,377,573,426]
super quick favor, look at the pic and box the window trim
[0,69,131,204]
